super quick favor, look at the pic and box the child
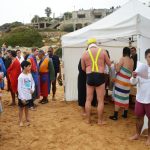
[130,49,150,145]
[18,61,35,126]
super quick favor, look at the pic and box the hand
[132,71,137,78]
[51,80,55,83]
[22,100,26,105]
[30,90,34,94]
[57,74,62,80]
[111,60,114,64]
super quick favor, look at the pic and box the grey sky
[0,0,149,25]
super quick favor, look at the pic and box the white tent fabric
[62,0,150,47]
[61,0,150,101]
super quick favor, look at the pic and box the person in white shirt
[18,61,35,127]
[16,49,24,64]
[130,49,150,146]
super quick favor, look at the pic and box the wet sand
[0,86,149,150]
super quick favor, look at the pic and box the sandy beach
[0,85,149,150]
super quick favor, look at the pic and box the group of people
[0,46,62,126]
[78,38,150,145]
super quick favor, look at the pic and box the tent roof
[62,0,150,47]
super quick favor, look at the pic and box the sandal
[41,99,48,104]
[109,116,118,120]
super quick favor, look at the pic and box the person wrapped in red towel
[7,50,21,106]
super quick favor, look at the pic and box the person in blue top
[0,50,6,113]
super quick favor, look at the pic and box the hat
[87,38,97,45]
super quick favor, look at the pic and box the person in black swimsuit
[78,59,97,116]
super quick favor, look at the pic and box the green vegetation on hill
[0,21,23,32]
[55,47,62,58]
[0,27,43,47]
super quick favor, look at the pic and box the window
[94,15,102,19]
[77,14,85,18]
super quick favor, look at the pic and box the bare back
[116,57,134,72]
[81,47,111,74]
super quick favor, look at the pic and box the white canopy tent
[61,0,150,101]
[61,0,150,134]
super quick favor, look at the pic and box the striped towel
[114,67,132,108]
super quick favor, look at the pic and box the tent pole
[137,34,141,61]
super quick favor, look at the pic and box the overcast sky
[0,0,149,25]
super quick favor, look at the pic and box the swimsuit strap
[88,48,101,72]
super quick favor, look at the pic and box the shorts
[87,72,105,87]
[135,100,150,118]
[18,99,31,108]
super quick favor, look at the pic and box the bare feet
[146,137,150,146]
[29,107,36,111]
[129,134,140,140]
[26,121,30,126]
[82,112,87,117]
[85,118,91,124]
[98,120,107,125]
[19,122,24,127]
[52,96,56,101]
[81,108,86,117]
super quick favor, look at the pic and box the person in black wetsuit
[78,58,97,116]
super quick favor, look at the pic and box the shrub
[62,24,74,32]
[0,27,43,47]
[55,47,62,58]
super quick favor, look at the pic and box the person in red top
[7,50,21,106]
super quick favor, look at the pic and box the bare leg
[25,107,30,126]
[82,107,86,116]
[115,105,120,112]
[130,117,144,140]
[146,118,150,145]
[85,85,94,124]
[96,83,106,125]
[19,107,24,126]
[9,91,16,106]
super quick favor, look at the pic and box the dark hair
[145,49,150,57]
[31,48,38,52]
[48,47,53,50]
[123,47,131,57]
[38,50,45,55]
[131,47,136,51]
[10,50,17,57]
[24,54,30,61]
[106,50,110,58]
[21,61,31,70]
[16,49,21,53]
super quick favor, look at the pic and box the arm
[7,63,13,74]
[130,72,139,85]
[58,57,62,79]
[18,77,26,100]
[49,59,55,81]
[103,50,111,67]
[115,58,123,72]
[31,75,35,93]
[81,52,86,72]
